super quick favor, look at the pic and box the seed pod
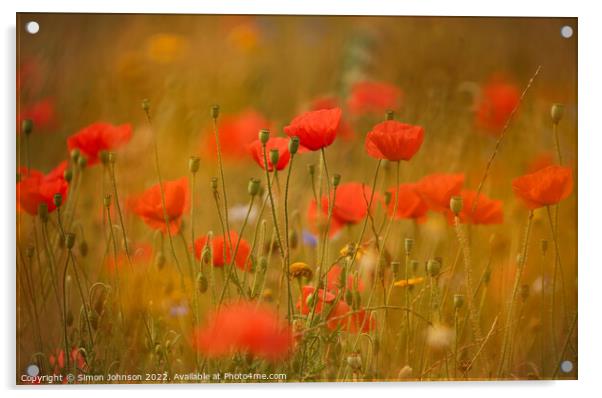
[103,194,112,208]
[404,238,414,254]
[189,156,200,174]
[210,104,220,120]
[450,195,463,215]
[385,110,395,120]
[197,274,208,294]
[63,168,73,183]
[427,258,441,277]
[248,178,260,196]
[53,193,63,208]
[70,148,81,163]
[288,136,300,155]
[411,259,419,274]
[551,103,564,124]
[453,294,465,309]
[269,148,279,166]
[259,129,270,145]
[141,99,151,113]
[65,233,76,250]
[332,173,341,187]
[353,290,362,309]
[22,119,33,135]
[391,261,401,279]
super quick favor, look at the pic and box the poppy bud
[332,173,341,187]
[248,178,260,196]
[540,239,549,255]
[520,284,530,301]
[345,289,353,305]
[38,203,49,223]
[427,258,441,277]
[104,194,112,208]
[197,274,208,294]
[142,98,151,113]
[77,156,87,170]
[269,148,279,166]
[385,110,395,121]
[307,164,316,177]
[450,195,463,215]
[53,193,63,208]
[154,251,166,270]
[189,156,200,174]
[288,136,300,155]
[404,238,414,254]
[210,177,218,193]
[453,294,465,309]
[70,148,80,163]
[22,119,33,135]
[210,104,220,120]
[353,290,362,309]
[551,103,564,124]
[259,129,270,145]
[65,233,76,250]
[79,241,89,257]
[305,292,315,308]
[99,150,110,165]
[63,168,73,183]
[384,191,392,206]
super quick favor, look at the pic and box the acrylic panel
[16,13,577,384]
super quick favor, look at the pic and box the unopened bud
[53,193,63,208]
[22,119,33,135]
[189,156,200,174]
[210,104,220,120]
[345,289,353,305]
[332,173,341,187]
[551,103,564,124]
[450,195,463,215]
[288,136,300,155]
[248,178,260,196]
[259,129,270,145]
[65,233,75,250]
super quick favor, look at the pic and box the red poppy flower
[49,347,87,373]
[447,190,503,225]
[365,121,424,162]
[475,75,520,136]
[307,198,345,237]
[347,81,403,116]
[17,161,69,215]
[326,302,376,333]
[416,173,465,213]
[202,109,271,161]
[194,231,251,271]
[127,177,189,235]
[308,182,379,236]
[67,122,132,165]
[310,96,355,140]
[512,165,573,209]
[105,242,153,273]
[18,98,56,133]
[297,285,336,315]
[386,183,429,221]
[326,264,365,294]
[247,137,291,171]
[284,108,342,151]
[192,301,292,362]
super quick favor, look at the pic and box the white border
[3,1,601,397]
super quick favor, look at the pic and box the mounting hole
[560,360,574,373]
[560,25,573,39]
[25,21,39,34]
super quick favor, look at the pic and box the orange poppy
[284,108,341,151]
[67,122,132,165]
[475,75,520,136]
[416,173,465,213]
[192,301,292,362]
[386,183,429,221]
[127,177,189,235]
[365,120,424,161]
[347,81,403,116]
[17,161,69,215]
[247,137,291,171]
[512,165,573,209]
[194,231,251,271]
[447,190,504,225]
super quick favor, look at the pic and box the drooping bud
[210,104,220,120]
[450,195,463,215]
[269,148,279,166]
[288,136,300,155]
[248,178,260,196]
[404,238,414,254]
[189,156,200,174]
[22,119,34,135]
[332,173,341,187]
[453,294,465,309]
[259,129,270,145]
[65,233,76,250]
[427,258,441,277]
[551,103,564,124]
[38,203,48,223]
[53,193,63,208]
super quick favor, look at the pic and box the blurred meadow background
[16,14,577,383]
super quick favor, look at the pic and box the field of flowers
[16,14,577,383]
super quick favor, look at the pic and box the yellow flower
[340,243,366,261]
[393,277,425,288]
[289,262,313,280]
